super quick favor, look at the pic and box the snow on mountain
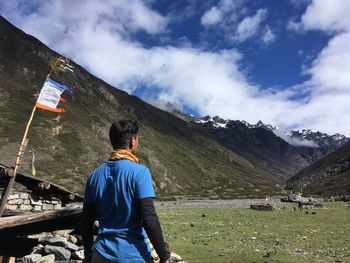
[195,116,277,131]
[194,115,349,149]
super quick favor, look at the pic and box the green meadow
[158,202,350,263]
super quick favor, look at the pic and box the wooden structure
[0,205,82,256]
[0,163,83,214]
[0,164,83,257]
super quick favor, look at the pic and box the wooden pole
[0,57,71,217]
[0,65,55,217]
[0,106,37,217]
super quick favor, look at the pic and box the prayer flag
[36,78,73,112]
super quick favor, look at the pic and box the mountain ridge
[286,142,350,196]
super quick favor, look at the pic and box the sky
[1,0,350,136]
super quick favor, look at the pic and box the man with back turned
[81,120,170,263]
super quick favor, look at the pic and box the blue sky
[1,0,350,135]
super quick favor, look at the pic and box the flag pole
[0,69,52,216]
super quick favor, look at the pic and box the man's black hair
[109,120,139,149]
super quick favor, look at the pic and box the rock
[68,235,78,244]
[20,204,33,211]
[44,245,71,260]
[64,241,79,251]
[30,199,43,206]
[72,235,83,245]
[71,250,85,260]
[23,199,31,205]
[31,244,44,254]
[20,193,30,199]
[37,255,55,263]
[22,254,42,263]
[33,205,42,211]
[52,230,71,237]
[5,204,17,211]
[70,261,83,263]
[8,194,19,200]
[54,204,62,209]
[42,204,53,210]
[8,199,23,205]
[251,236,257,240]
[41,236,67,246]
[55,261,70,263]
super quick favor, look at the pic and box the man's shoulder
[124,160,150,173]
[105,160,149,173]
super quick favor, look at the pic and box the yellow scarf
[109,149,139,163]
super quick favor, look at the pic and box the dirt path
[155,198,294,209]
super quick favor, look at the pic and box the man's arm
[138,198,170,263]
[81,202,98,258]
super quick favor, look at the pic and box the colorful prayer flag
[36,78,73,112]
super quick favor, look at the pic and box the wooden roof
[0,163,83,201]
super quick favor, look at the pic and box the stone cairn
[17,231,84,263]
[5,192,63,213]
[17,231,186,263]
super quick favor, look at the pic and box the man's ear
[129,136,136,149]
[128,137,134,149]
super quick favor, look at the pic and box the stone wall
[4,192,63,213]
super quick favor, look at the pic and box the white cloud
[273,129,319,147]
[1,0,350,136]
[200,0,240,27]
[201,2,275,45]
[287,0,350,136]
[287,19,303,32]
[233,8,268,42]
[301,0,350,33]
[201,6,223,26]
[308,32,350,93]
[262,27,276,44]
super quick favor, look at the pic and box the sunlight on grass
[158,202,350,263]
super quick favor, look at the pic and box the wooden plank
[0,164,83,201]
[0,205,82,236]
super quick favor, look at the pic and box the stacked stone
[18,232,84,263]
[18,232,186,263]
[5,192,63,212]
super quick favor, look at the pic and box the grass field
[158,202,350,263]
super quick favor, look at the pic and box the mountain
[0,16,282,199]
[288,129,349,161]
[191,116,310,180]
[285,142,350,196]
[190,116,349,181]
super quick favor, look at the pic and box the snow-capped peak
[195,116,278,131]
[195,115,229,128]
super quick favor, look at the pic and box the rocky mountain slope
[191,116,310,180]
[0,16,282,199]
[286,142,350,196]
[289,129,349,161]
[189,116,348,181]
